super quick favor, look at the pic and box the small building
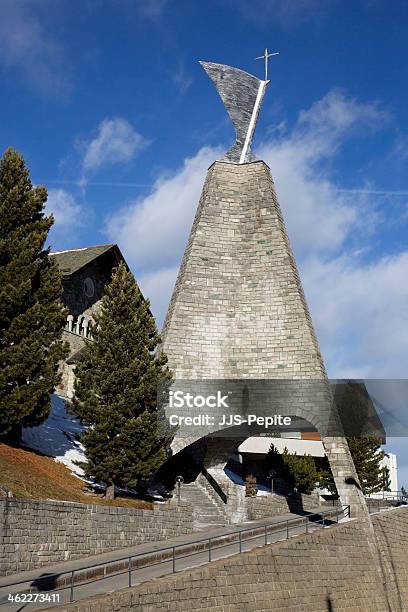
[237,433,326,462]
[49,244,127,398]
[237,433,398,499]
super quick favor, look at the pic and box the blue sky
[1,0,408,484]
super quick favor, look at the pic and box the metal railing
[368,497,408,515]
[367,490,408,501]
[0,506,350,606]
[200,467,228,504]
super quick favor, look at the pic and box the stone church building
[49,243,127,399]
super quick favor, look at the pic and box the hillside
[0,443,152,509]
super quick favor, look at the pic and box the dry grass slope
[0,443,152,509]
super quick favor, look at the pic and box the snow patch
[256,488,270,496]
[21,394,87,478]
[224,468,245,486]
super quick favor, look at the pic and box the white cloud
[0,0,69,95]
[295,89,383,143]
[138,266,179,325]
[171,62,193,95]
[302,253,408,377]
[45,188,83,242]
[255,90,408,377]
[82,117,148,175]
[258,90,386,257]
[106,145,222,270]
[106,145,222,327]
[106,89,408,381]
[260,148,357,256]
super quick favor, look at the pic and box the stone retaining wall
[48,507,408,612]
[247,491,326,520]
[0,498,193,576]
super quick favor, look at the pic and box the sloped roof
[50,244,120,276]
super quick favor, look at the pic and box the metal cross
[255,48,279,81]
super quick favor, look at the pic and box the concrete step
[179,483,228,531]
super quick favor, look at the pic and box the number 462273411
[8,593,60,603]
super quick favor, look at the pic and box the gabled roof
[50,244,122,276]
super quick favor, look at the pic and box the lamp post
[268,469,276,495]
[175,475,184,504]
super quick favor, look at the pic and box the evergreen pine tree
[71,261,174,499]
[263,442,281,475]
[382,465,391,492]
[263,443,320,495]
[318,459,337,495]
[347,435,386,495]
[320,435,386,496]
[0,148,68,438]
[281,448,320,495]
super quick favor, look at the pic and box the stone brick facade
[0,498,193,575]
[162,161,326,379]
[48,507,408,611]
[246,491,326,520]
[58,331,87,399]
[161,160,367,518]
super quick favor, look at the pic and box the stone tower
[161,60,368,519]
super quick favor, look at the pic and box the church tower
[161,57,368,519]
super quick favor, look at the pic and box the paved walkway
[0,507,344,610]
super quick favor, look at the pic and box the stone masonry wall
[57,331,85,398]
[51,507,408,612]
[0,499,193,576]
[60,256,115,319]
[161,160,368,518]
[246,491,325,520]
[161,161,326,380]
[372,508,408,609]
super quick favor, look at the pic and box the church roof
[50,244,123,276]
